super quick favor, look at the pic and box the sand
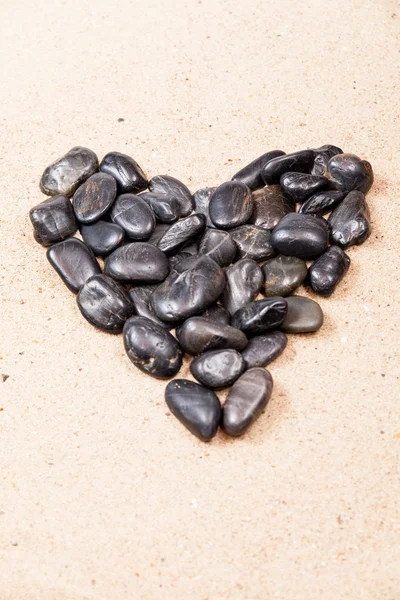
[0,0,399,598]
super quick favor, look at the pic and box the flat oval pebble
[139,192,181,224]
[311,144,343,176]
[104,242,169,283]
[222,368,273,437]
[128,284,169,329]
[100,151,148,193]
[231,297,287,334]
[308,245,350,296]
[77,274,133,332]
[193,187,217,227]
[190,349,245,389]
[40,146,99,197]
[176,317,247,355]
[229,225,275,262]
[261,150,315,185]
[249,185,296,230]
[271,213,329,260]
[298,190,346,215]
[231,150,285,190]
[280,172,328,203]
[328,190,371,249]
[46,237,101,293]
[198,228,237,267]
[262,255,308,297]
[29,195,77,247]
[165,379,221,442]
[326,153,374,194]
[223,258,264,316]
[209,181,253,229]
[241,331,287,369]
[157,214,206,254]
[281,295,324,333]
[149,175,194,217]
[80,220,124,256]
[152,256,225,323]
[123,316,182,379]
[198,303,231,325]
[72,172,117,224]
[110,193,155,240]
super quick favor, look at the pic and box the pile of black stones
[29,145,373,442]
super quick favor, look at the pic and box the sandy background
[1,0,399,598]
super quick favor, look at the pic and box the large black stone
[176,317,247,355]
[77,274,134,332]
[198,228,237,267]
[80,220,124,256]
[157,214,206,254]
[223,259,264,316]
[308,245,350,296]
[46,237,101,293]
[328,191,371,249]
[298,190,346,215]
[249,185,296,230]
[72,172,117,224]
[100,151,148,193]
[139,192,181,224]
[280,172,328,203]
[209,181,253,229]
[110,194,155,240]
[262,255,308,297]
[190,349,245,389]
[281,296,323,333]
[104,242,169,283]
[261,150,315,185]
[231,150,285,190]
[231,297,287,334]
[229,225,275,262]
[271,213,329,260]
[326,153,373,193]
[40,146,99,197]
[241,331,287,369]
[29,195,77,247]
[149,175,194,217]
[311,144,343,176]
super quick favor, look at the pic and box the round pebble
[104,242,169,283]
[280,172,328,203]
[77,274,133,332]
[80,220,124,256]
[281,295,324,333]
[100,151,148,193]
[149,175,194,217]
[262,255,308,297]
[29,195,77,247]
[209,181,253,229]
[190,349,245,389]
[271,213,329,260]
[40,146,99,197]
[229,225,275,262]
[176,317,248,355]
[139,191,181,224]
[198,228,237,267]
[326,153,373,193]
[110,193,155,240]
[72,172,117,224]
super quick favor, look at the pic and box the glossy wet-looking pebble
[229,225,275,262]
[262,255,308,297]
[149,174,194,217]
[80,220,124,256]
[72,172,117,224]
[249,185,295,230]
[110,193,155,240]
[176,317,248,355]
[100,151,148,194]
[29,195,78,246]
[231,297,288,334]
[209,181,253,229]
[223,259,264,316]
[190,349,245,389]
[308,245,350,296]
[47,237,101,293]
[40,146,99,197]
[328,190,371,249]
[104,242,169,283]
[232,149,285,190]
[77,274,133,332]
[198,228,237,267]
[271,213,330,260]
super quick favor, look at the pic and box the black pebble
[308,245,350,296]
[128,284,170,329]
[46,237,101,293]
[157,214,206,254]
[198,228,237,267]
[80,220,124,256]
[29,195,77,247]
[72,172,117,224]
[262,255,308,297]
[311,144,343,176]
[40,146,99,197]
[198,303,231,325]
[261,150,315,185]
[104,242,169,283]
[281,296,323,333]
[148,224,171,246]
[223,258,264,316]
[149,175,194,217]
[326,153,373,193]
[190,349,245,389]
[328,190,371,248]
[77,274,133,332]
[110,194,155,240]
[280,172,328,203]
[176,317,248,355]
[231,297,287,334]
[231,149,285,190]
[249,185,296,230]
[229,225,276,262]
[100,151,148,194]
[271,213,329,260]
[209,181,253,229]
[298,190,346,215]
[193,187,217,227]
[241,331,287,369]
[139,192,181,224]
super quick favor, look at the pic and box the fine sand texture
[0,0,399,598]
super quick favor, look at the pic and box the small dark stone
[311,144,343,176]
[198,303,230,325]
[209,181,253,229]
[193,187,217,227]
[110,194,155,240]
[104,242,169,283]
[151,255,225,323]
[80,220,124,256]
[165,379,221,441]
[149,175,194,217]
[328,191,371,249]
[148,224,171,246]
[40,147,99,197]
[308,246,350,296]
[261,150,315,185]
[100,151,148,193]
[229,225,275,262]
[325,153,373,193]
[298,190,346,215]
[29,195,77,246]
[281,295,323,333]
[231,297,287,334]
[77,274,133,332]
[190,349,245,389]
[198,228,237,267]
[123,316,182,379]
[223,259,264,316]
[271,213,329,260]
[249,185,296,230]
[176,317,248,355]
[280,172,328,203]
[262,255,308,297]
[139,192,181,224]
[231,150,286,190]
[72,172,117,224]
[222,368,273,437]
[157,214,206,254]
[241,331,287,369]
[128,284,170,329]
[46,238,101,293]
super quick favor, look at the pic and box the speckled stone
[281,296,324,333]
[198,303,231,325]
[311,144,343,176]
[280,172,328,203]
[223,259,264,316]
[40,146,99,197]
[231,150,285,190]
[193,187,217,227]
[241,331,287,369]
[72,172,117,224]
[308,245,350,296]
[77,274,133,332]
[249,185,296,230]
[104,242,169,283]
[190,349,245,389]
[157,214,206,254]
[46,237,101,293]
[271,213,329,260]
[149,175,194,217]
[209,181,253,229]
[198,228,237,267]
[231,297,287,334]
[29,195,78,246]
[100,151,148,194]
[328,190,371,249]
[80,220,124,256]
[298,190,346,215]
[262,255,308,297]
[139,192,181,224]
[229,225,275,262]
[110,194,155,240]
[326,153,374,194]
[261,150,315,185]
[176,317,248,355]
[128,284,170,329]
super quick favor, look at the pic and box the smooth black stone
[281,295,323,333]
[100,151,148,194]
[261,150,315,185]
[231,297,287,334]
[209,181,253,229]
[77,274,133,332]
[151,255,225,323]
[72,172,117,224]
[198,228,237,267]
[157,214,206,254]
[223,259,264,316]
[326,153,374,193]
[110,194,155,240]
[46,237,101,293]
[311,144,343,176]
[262,255,308,297]
[104,242,169,283]
[139,192,181,224]
[149,175,194,217]
[271,213,329,260]
[241,331,287,369]
[198,303,230,325]
[249,185,296,230]
[29,195,77,247]
[222,368,273,437]
[298,190,346,215]
[148,223,171,246]
[40,147,99,197]
[280,172,328,203]
[80,220,124,256]
[128,284,170,329]
[308,245,350,296]
[231,150,286,190]
[190,349,245,389]
[328,191,371,249]
[165,379,221,442]
[193,187,217,227]
[176,317,247,355]
[229,225,275,262]
[123,316,182,379]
